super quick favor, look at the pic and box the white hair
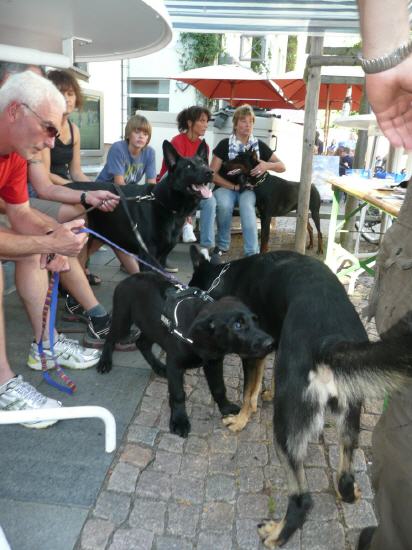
[0,70,65,113]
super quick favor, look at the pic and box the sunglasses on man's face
[20,103,60,139]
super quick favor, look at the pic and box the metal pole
[340,88,370,250]
[295,36,323,254]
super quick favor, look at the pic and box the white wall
[87,60,122,144]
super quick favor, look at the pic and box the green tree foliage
[177,33,224,108]
[286,35,297,72]
[178,33,223,71]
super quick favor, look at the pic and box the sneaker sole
[164,267,179,273]
[27,356,100,370]
[61,312,89,323]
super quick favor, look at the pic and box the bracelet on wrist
[360,39,412,74]
[80,192,88,207]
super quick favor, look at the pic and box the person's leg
[214,188,236,252]
[114,250,140,274]
[56,203,84,224]
[14,256,101,369]
[239,189,259,256]
[0,261,62,428]
[199,195,216,250]
[360,387,412,550]
[60,258,102,312]
[14,254,50,342]
[0,264,15,386]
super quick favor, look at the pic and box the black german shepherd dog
[97,272,274,438]
[68,140,212,269]
[189,246,412,547]
[221,149,323,254]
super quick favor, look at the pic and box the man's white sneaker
[182,222,197,243]
[27,333,101,371]
[0,375,62,429]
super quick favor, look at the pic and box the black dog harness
[160,263,231,344]
[161,286,215,344]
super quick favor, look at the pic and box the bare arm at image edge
[358,0,412,149]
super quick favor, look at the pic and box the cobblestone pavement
[76,223,382,550]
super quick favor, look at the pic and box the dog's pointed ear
[188,316,215,341]
[196,140,209,163]
[190,244,204,268]
[163,140,181,171]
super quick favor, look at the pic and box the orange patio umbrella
[170,63,296,109]
[272,78,363,111]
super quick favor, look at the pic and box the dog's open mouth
[191,183,212,199]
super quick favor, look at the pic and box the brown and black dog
[221,149,323,254]
[97,272,274,438]
[189,246,412,547]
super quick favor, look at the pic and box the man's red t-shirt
[0,152,29,204]
[158,133,210,180]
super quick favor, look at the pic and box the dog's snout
[255,336,274,355]
[262,337,274,351]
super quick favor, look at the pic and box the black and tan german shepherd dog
[68,140,212,269]
[189,246,412,547]
[97,272,274,438]
[221,149,323,254]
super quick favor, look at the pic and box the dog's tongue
[193,183,212,198]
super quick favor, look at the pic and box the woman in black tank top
[50,119,74,180]
[42,69,90,185]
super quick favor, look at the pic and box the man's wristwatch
[360,39,412,74]
[80,192,88,207]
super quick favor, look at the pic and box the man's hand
[86,190,120,212]
[40,253,70,272]
[47,219,88,256]
[366,56,412,150]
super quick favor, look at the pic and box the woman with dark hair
[42,69,90,185]
[158,105,216,262]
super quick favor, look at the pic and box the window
[240,35,267,62]
[127,79,170,113]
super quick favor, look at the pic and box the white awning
[0,0,173,65]
[165,0,412,36]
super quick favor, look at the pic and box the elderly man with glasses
[0,70,102,428]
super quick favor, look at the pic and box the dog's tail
[320,336,412,401]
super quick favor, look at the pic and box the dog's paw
[220,402,240,416]
[257,518,285,548]
[96,360,112,374]
[170,415,191,438]
[261,389,273,401]
[337,473,362,503]
[222,412,249,432]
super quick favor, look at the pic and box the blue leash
[37,271,76,395]
[39,225,190,394]
[81,227,189,288]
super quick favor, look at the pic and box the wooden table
[325,175,404,292]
